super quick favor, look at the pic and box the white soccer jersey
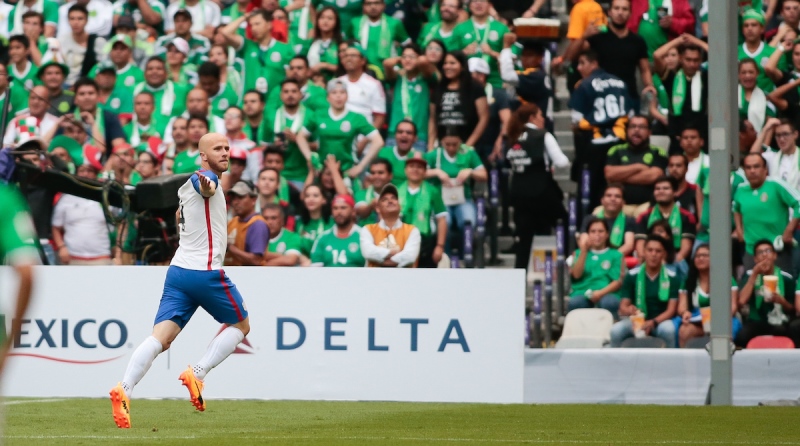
[338,73,386,125]
[171,171,228,270]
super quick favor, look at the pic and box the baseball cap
[82,144,104,171]
[113,142,134,154]
[332,194,355,208]
[116,15,135,30]
[167,37,190,56]
[228,181,257,197]
[405,156,427,167]
[379,183,399,199]
[326,78,348,93]
[96,59,116,74]
[108,34,133,49]
[173,8,193,21]
[468,58,490,75]
[230,146,248,162]
[346,42,367,58]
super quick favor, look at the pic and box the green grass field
[4,398,799,445]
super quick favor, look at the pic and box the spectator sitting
[400,155,448,268]
[360,184,421,267]
[296,184,334,256]
[225,181,270,266]
[611,235,679,348]
[604,115,669,215]
[6,86,58,148]
[635,176,696,273]
[582,183,636,258]
[310,194,366,267]
[680,125,708,185]
[667,153,697,217]
[355,158,394,225]
[735,239,800,348]
[568,218,625,316]
[255,167,295,230]
[734,153,799,272]
[263,203,304,266]
[678,244,741,348]
[756,119,800,192]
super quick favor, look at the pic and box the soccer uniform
[164,1,221,34]
[280,0,313,52]
[569,248,623,297]
[423,145,484,200]
[133,81,192,118]
[635,205,697,250]
[100,88,134,115]
[377,146,416,186]
[89,63,145,95]
[388,73,432,143]
[173,149,202,174]
[7,0,59,34]
[354,183,379,225]
[295,217,334,256]
[347,14,409,79]
[621,266,681,318]
[312,0,362,35]
[262,105,315,183]
[10,61,40,91]
[156,170,248,329]
[123,118,169,151]
[310,225,366,267]
[417,22,459,51]
[397,181,447,238]
[155,34,211,68]
[209,83,240,118]
[733,177,800,254]
[739,42,785,92]
[238,38,294,96]
[315,108,378,171]
[0,185,39,265]
[268,228,304,256]
[452,18,510,88]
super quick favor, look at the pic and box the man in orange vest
[359,184,421,267]
[226,181,270,266]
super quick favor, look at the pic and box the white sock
[193,326,244,380]
[121,336,163,397]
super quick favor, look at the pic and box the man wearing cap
[310,194,366,267]
[197,62,239,119]
[400,155,447,268]
[163,37,199,85]
[452,0,509,89]
[95,62,134,115]
[0,64,29,115]
[5,86,58,147]
[133,57,191,118]
[69,77,127,154]
[38,57,73,116]
[221,9,294,96]
[469,56,510,166]
[112,0,164,33]
[123,91,169,152]
[8,0,59,37]
[157,9,212,67]
[90,34,144,94]
[165,0,220,39]
[500,36,554,131]
[263,203,304,266]
[346,0,410,81]
[110,15,156,66]
[739,9,780,93]
[378,120,421,186]
[226,181,270,266]
[360,184,421,267]
[337,43,386,128]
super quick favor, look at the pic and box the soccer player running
[110,133,251,429]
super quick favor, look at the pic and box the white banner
[0,266,525,403]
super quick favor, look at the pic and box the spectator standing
[255,167,296,228]
[61,4,107,85]
[505,103,568,269]
[9,0,58,37]
[734,153,800,272]
[165,0,220,38]
[739,10,779,93]
[337,43,387,128]
[262,79,316,188]
[469,57,511,167]
[133,57,192,118]
[379,120,423,185]
[157,10,212,68]
[568,218,624,315]
[164,38,198,85]
[635,176,696,270]
[611,235,679,347]
[279,56,329,112]
[172,116,208,174]
[163,89,226,144]
[399,156,448,268]
[90,34,144,98]
[499,37,554,132]
[383,43,436,152]
[70,78,127,154]
[263,203,304,266]
[667,153,697,216]
[680,125,707,185]
[313,0,362,34]
[628,0,695,59]
[604,115,668,214]
[417,0,461,50]
[735,239,800,348]
[580,183,636,257]
[347,0,410,81]
[452,0,509,88]
[739,58,776,135]
[355,159,393,225]
[57,0,114,39]
[225,181,270,266]
[310,194,366,267]
[431,51,489,151]
[569,50,632,211]
[360,184,422,267]
[305,7,343,83]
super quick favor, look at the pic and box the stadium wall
[0,266,525,403]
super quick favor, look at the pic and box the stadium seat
[746,335,795,349]
[620,337,667,348]
[555,308,614,349]
[650,135,672,151]
[685,335,710,349]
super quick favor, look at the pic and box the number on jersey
[331,249,348,265]
[593,94,626,122]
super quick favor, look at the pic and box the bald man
[5,86,59,146]
[109,133,251,429]
[162,89,226,144]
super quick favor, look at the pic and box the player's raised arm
[192,170,219,197]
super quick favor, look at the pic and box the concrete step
[554,110,571,131]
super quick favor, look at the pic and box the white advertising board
[0,266,525,403]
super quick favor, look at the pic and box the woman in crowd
[296,184,333,255]
[645,44,680,132]
[430,51,488,152]
[738,58,775,135]
[307,7,342,82]
[505,103,568,270]
[130,150,160,186]
[425,126,487,255]
[424,38,447,77]
[568,218,624,316]
[678,244,741,347]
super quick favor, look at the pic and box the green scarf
[76,107,105,148]
[398,182,433,235]
[754,266,785,310]
[648,204,682,249]
[672,69,702,116]
[647,0,664,23]
[134,81,176,117]
[653,76,670,115]
[274,105,306,134]
[636,265,671,318]
[359,14,391,60]
[596,209,625,248]
[400,74,415,119]
[278,176,290,202]
[472,17,494,64]
[420,22,442,48]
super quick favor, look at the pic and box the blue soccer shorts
[154,266,248,329]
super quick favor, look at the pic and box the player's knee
[235,319,250,337]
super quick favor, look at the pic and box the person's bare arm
[383,57,401,83]
[731,288,739,317]
[695,184,704,229]
[767,78,800,111]
[372,114,386,133]
[428,104,437,152]
[764,44,786,83]
[652,298,678,325]
[635,238,645,259]
[264,252,300,266]
[734,212,744,242]
[466,96,489,147]
[653,38,683,77]
[738,267,759,306]
[639,58,653,89]
[604,163,646,182]
[619,298,637,316]
[0,264,34,374]
[676,237,692,263]
[619,232,635,257]
[348,131,384,178]
[570,247,588,279]
[227,244,264,266]
[137,0,163,25]
[220,12,248,49]
[52,226,69,264]
[593,265,623,300]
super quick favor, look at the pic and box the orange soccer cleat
[178,366,206,411]
[109,383,131,428]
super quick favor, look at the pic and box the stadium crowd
[4,0,800,348]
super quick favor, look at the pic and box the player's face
[601,187,624,213]
[395,123,416,150]
[264,154,284,171]
[230,194,255,218]
[303,186,325,212]
[652,181,674,206]
[587,221,608,249]
[368,164,391,189]
[200,134,230,173]
[280,84,301,107]
[644,241,666,269]
[667,156,687,182]
[262,208,283,234]
[332,201,353,226]
[134,94,155,119]
[257,170,279,196]
[145,61,167,85]
[738,63,758,90]
[405,162,425,183]
[679,130,703,156]
[243,93,264,117]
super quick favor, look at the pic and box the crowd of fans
[4,0,800,349]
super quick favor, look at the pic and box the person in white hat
[165,37,199,85]
[468,56,511,166]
